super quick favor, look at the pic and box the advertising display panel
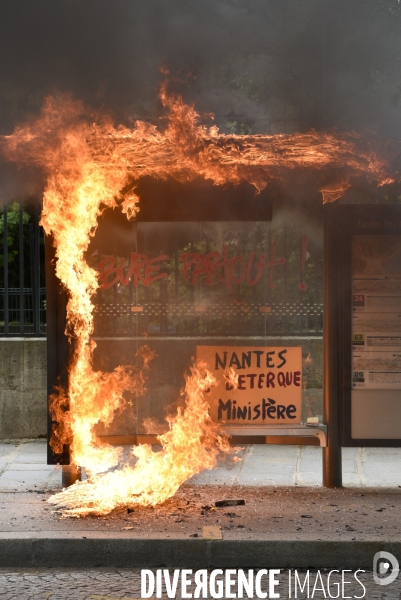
[326,204,401,446]
[352,235,401,391]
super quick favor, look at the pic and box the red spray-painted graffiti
[97,253,169,290]
[180,242,285,290]
[96,240,305,291]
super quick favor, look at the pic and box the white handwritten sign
[197,346,302,425]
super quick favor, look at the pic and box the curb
[0,538,399,568]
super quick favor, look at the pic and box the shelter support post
[323,204,342,487]
[45,234,70,466]
[62,465,82,488]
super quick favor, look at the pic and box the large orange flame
[48,364,233,516]
[1,88,396,515]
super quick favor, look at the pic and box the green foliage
[225,120,253,135]
[0,202,31,285]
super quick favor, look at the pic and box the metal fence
[0,200,46,336]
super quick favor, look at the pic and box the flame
[0,87,397,515]
[49,345,155,472]
[320,178,353,203]
[48,364,231,516]
[224,367,239,390]
[141,416,169,435]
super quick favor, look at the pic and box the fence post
[3,203,8,336]
[19,202,24,334]
[29,214,41,336]
[34,202,41,334]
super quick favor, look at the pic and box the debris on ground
[215,499,245,507]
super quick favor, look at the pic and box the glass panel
[88,210,323,435]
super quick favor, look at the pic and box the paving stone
[342,459,358,474]
[20,442,49,453]
[0,470,53,491]
[13,453,48,464]
[0,445,23,459]
[7,464,53,472]
[342,473,363,486]
[296,472,322,486]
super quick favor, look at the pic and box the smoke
[0,163,43,206]
[1,0,401,139]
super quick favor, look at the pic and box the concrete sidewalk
[0,440,400,569]
[0,440,400,492]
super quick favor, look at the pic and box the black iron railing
[0,287,46,335]
[0,200,46,336]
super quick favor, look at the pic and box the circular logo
[373,551,400,586]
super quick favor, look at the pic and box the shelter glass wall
[88,207,324,436]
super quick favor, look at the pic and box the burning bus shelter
[2,90,401,515]
[45,182,401,497]
[46,176,326,467]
